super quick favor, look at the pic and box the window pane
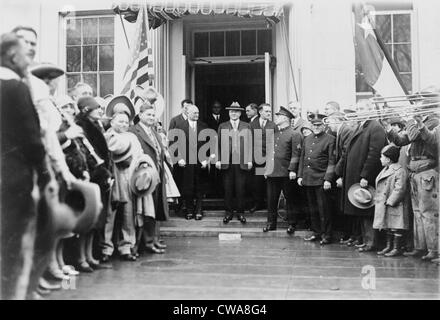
[400,73,412,92]
[393,14,411,43]
[99,74,114,97]
[83,74,97,96]
[66,19,81,45]
[66,74,80,91]
[99,45,114,71]
[225,31,240,56]
[99,17,114,44]
[394,44,411,72]
[66,46,81,72]
[375,15,391,43]
[83,18,98,45]
[241,30,256,55]
[257,29,272,55]
[209,31,224,57]
[83,45,97,71]
[194,32,209,57]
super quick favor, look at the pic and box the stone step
[170,210,283,219]
[162,217,290,228]
[160,226,309,238]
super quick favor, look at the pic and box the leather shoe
[195,212,203,220]
[403,249,425,257]
[154,242,167,249]
[76,261,94,273]
[359,245,376,252]
[304,235,319,241]
[355,242,366,248]
[286,225,295,235]
[249,205,258,213]
[263,225,276,232]
[421,251,438,261]
[121,254,137,261]
[320,238,331,245]
[223,214,233,224]
[238,215,246,224]
[101,254,111,263]
[39,278,61,291]
[145,245,165,254]
[185,213,194,220]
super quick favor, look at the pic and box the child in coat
[373,145,409,257]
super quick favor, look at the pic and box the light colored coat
[373,163,409,230]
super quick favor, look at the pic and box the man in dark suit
[340,99,387,252]
[263,106,302,234]
[1,33,47,300]
[216,102,252,224]
[249,103,276,212]
[298,113,336,245]
[205,100,226,198]
[175,105,210,220]
[168,98,192,215]
[245,103,259,124]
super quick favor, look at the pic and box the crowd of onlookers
[1,25,439,301]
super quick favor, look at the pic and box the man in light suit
[216,102,253,224]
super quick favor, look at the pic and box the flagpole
[119,13,131,50]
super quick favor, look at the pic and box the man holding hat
[216,101,252,224]
[297,113,336,244]
[263,106,302,234]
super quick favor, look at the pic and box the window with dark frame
[355,12,412,96]
[66,15,115,97]
[194,29,272,58]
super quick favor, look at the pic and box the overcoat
[250,117,276,166]
[129,123,169,221]
[341,120,387,216]
[373,163,409,230]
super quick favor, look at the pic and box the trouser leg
[142,217,156,247]
[305,186,320,236]
[416,169,439,254]
[361,217,375,247]
[235,165,246,214]
[223,167,234,213]
[118,200,136,256]
[1,193,37,300]
[101,202,117,256]
[316,186,332,240]
[410,173,426,251]
[282,177,296,226]
[266,178,282,225]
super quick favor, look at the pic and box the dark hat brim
[106,95,135,121]
[225,107,244,111]
[30,65,65,80]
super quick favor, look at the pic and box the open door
[182,55,195,102]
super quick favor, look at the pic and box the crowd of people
[1,25,439,301]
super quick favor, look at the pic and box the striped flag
[120,6,154,98]
[353,3,409,103]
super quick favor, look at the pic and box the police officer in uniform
[298,113,336,244]
[263,106,302,233]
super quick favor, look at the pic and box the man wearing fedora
[263,106,302,234]
[175,105,210,220]
[101,96,138,262]
[340,99,387,252]
[298,113,335,244]
[216,101,252,224]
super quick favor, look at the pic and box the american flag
[120,6,154,98]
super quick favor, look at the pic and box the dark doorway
[194,63,265,122]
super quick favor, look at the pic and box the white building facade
[2,0,440,125]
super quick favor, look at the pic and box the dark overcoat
[341,120,387,217]
[129,123,169,221]
[250,117,277,166]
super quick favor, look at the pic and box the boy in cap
[373,145,409,257]
[298,113,336,244]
